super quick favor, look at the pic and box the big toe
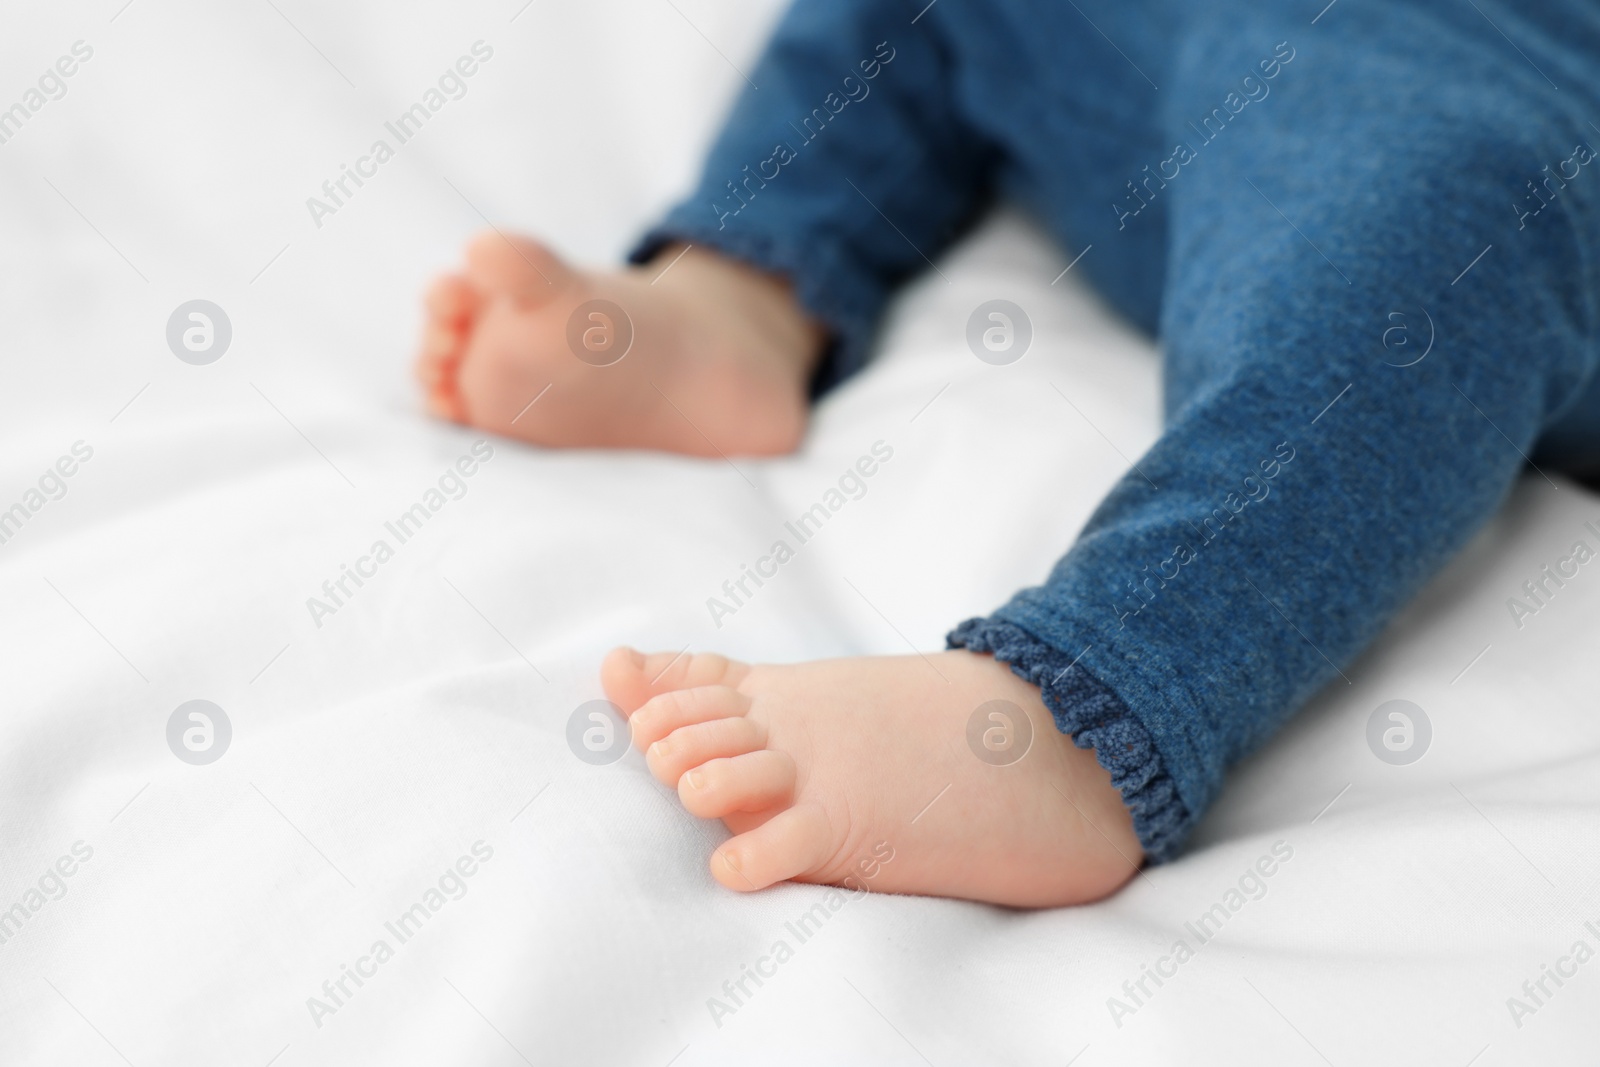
[465,230,574,305]
[601,647,750,713]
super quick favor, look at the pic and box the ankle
[644,244,827,386]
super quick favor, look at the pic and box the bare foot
[415,234,825,456]
[600,648,1142,908]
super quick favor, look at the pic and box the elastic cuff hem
[947,617,1193,863]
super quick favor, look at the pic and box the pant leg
[954,0,1600,860]
[631,0,1001,394]
[631,0,1170,393]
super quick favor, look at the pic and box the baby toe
[422,384,466,423]
[425,273,480,326]
[712,802,833,892]
[464,230,573,305]
[601,647,749,713]
[628,685,750,750]
[414,337,467,423]
[678,749,795,819]
[416,322,463,381]
[420,318,461,361]
[647,716,766,787]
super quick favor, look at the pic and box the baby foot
[414,233,823,456]
[600,648,1142,908]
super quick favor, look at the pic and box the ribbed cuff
[947,617,1193,863]
[629,219,884,398]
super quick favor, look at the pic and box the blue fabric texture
[632,0,1600,861]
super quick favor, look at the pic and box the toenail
[649,739,668,758]
[722,850,741,873]
[686,768,705,790]
[622,647,644,667]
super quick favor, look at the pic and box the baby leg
[956,0,1600,859]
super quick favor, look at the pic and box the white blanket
[4,2,1598,1063]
